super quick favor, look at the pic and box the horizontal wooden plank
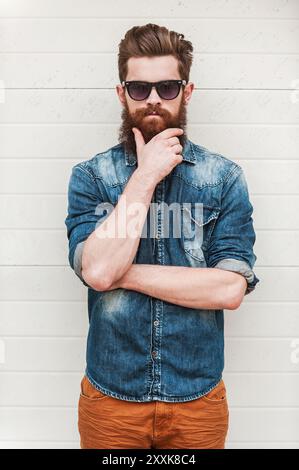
[0,372,84,407]
[0,267,88,301]
[0,229,298,267]
[252,196,299,230]
[227,408,299,442]
[0,159,80,194]
[1,159,298,195]
[0,230,70,265]
[0,407,298,441]
[1,0,298,19]
[198,125,299,160]
[0,338,85,371]
[0,19,298,53]
[254,231,299,266]
[0,301,89,336]
[222,302,299,337]
[0,300,298,337]
[226,441,299,449]
[0,408,79,441]
[223,373,299,407]
[1,53,298,89]
[0,124,297,160]
[225,338,299,372]
[0,441,79,448]
[0,337,297,371]
[0,371,299,407]
[0,195,67,229]
[1,90,298,124]
[0,195,298,230]
[240,161,299,195]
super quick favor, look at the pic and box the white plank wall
[0,0,299,449]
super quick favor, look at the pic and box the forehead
[126,55,180,81]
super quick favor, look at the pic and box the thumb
[132,127,145,155]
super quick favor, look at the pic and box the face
[116,55,194,155]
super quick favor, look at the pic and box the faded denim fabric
[64,138,260,402]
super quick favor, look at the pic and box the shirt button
[156,233,160,239]
[154,320,159,327]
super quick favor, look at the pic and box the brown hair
[118,23,193,83]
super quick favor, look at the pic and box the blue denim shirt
[64,138,260,402]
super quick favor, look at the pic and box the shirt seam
[85,369,224,403]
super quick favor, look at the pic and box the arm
[207,166,260,295]
[108,165,259,309]
[81,127,184,291]
[110,263,247,310]
[81,169,155,291]
[64,161,156,290]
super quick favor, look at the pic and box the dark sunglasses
[121,79,187,101]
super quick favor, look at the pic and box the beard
[118,94,188,157]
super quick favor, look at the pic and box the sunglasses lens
[127,81,182,100]
[128,82,150,100]
[158,81,180,99]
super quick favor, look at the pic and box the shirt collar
[124,136,196,166]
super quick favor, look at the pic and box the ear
[184,82,194,105]
[116,84,126,106]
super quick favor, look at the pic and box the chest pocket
[181,204,220,263]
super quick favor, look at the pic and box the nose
[145,85,162,105]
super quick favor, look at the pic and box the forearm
[117,264,247,310]
[82,170,156,290]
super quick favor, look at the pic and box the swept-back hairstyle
[118,23,193,83]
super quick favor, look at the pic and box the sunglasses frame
[121,79,187,101]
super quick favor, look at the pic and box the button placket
[150,182,164,395]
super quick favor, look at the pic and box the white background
[0,0,299,448]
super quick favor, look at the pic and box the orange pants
[78,375,229,449]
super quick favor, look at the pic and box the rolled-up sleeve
[64,163,105,288]
[207,165,260,295]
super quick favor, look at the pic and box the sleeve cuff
[212,258,260,295]
[73,240,91,288]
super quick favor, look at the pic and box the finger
[172,143,183,155]
[174,154,183,163]
[166,136,181,146]
[157,128,184,139]
[132,127,145,154]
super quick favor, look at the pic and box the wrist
[119,264,138,290]
[132,168,157,192]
